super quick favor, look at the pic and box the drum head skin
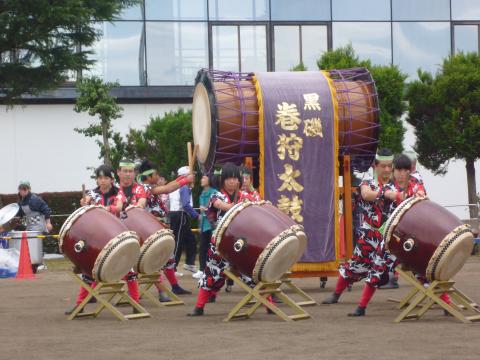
[136,229,175,274]
[0,203,19,226]
[93,231,140,283]
[192,82,213,165]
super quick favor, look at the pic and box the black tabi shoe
[171,285,192,295]
[322,293,340,304]
[65,306,83,315]
[208,295,216,303]
[271,293,282,304]
[348,306,366,317]
[444,309,453,317]
[132,307,141,314]
[225,284,232,293]
[187,307,204,316]
[88,297,97,304]
[159,292,172,303]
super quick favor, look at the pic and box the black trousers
[199,230,212,271]
[170,211,197,267]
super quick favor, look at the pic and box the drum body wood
[192,68,379,173]
[384,197,474,281]
[122,206,175,274]
[214,201,304,283]
[59,206,140,282]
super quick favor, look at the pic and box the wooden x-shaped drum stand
[391,269,480,323]
[136,272,184,307]
[280,272,317,307]
[223,269,312,322]
[67,273,150,321]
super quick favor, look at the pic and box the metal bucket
[9,231,43,265]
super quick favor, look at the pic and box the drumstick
[187,142,194,174]
[81,184,86,197]
[192,144,199,169]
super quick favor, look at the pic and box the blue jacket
[180,186,199,219]
[17,192,52,219]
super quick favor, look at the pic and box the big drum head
[136,229,175,274]
[192,81,214,166]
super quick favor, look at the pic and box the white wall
[0,103,191,194]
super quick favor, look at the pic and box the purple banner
[256,71,337,263]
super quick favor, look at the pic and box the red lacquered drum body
[59,206,140,282]
[384,197,474,281]
[215,201,305,283]
[122,206,175,274]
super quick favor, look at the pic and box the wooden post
[343,155,354,260]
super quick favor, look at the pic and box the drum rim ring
[58,205,104,250]
[136,229,174,273]
[426,224,473,281]
[93,230,139,282]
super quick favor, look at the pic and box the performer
[240,166,261,201]
[404,150,424,185]
[188,163,256,316]
[169,166,199,275]
[322,149,397,316]
[138,160,193,297]
[65,164,125,314]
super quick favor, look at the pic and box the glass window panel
[212,26,239,72]
[392,0,450,21]
[145,0,207,20]
[271,0,330,21]
[393,22,451,80]
[209,0,268,20]
[452,0,480,20]
[146,22,208,85]
[302,26,328,71]
[333,22,392,65]
[332,0,390,21]
[240,26,267,72]
[274,26,300,71]
[117,3,144,20]
[86,22,145,85]
[454,25,479,53]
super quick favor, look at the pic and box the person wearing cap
[17,181,53,233]
[138,160,193,298]
[169,166,200,276]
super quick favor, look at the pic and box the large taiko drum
[384,197,474,281]
[122,206,175,274]
[214,201,305,283]
[192,68,379,173]
[59,206,140,283]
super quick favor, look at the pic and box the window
[333,22,391,65]
[454,25,479,53]
[393,22,451,79]
[274,25,328,71]
[332,0,390,21]
[86,22,146,85]
[212,25,267,72]
[392,0,450,21]
[145,0,207,20]
[271,0,330,21]
[117,2,144,20]
[146,22,208,85]
[209,0,269,21]
[452,0,480,20]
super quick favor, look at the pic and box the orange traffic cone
[16,231,35,280]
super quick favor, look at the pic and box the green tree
[74,76,123,167]
[123,109,193,178]
[317,44,407,153]
[0,0,137,103]
[406,52,480,218]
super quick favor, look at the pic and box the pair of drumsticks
[187,142,199,175]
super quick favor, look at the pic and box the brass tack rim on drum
[426,224,474,281]
[136,228,174,273]
[58,205,104,250]
[92,230,139,282]
[252,226,298,283]
[384,197,424,251]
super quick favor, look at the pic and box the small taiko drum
[214,201,304,283]
[122,206,175,274]
[384,197,474,281]
[59,206,140,283]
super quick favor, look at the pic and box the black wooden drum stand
[223,269,311,322]
[391,269,480,323]
[67,273,150,321]
[137,272,184,306]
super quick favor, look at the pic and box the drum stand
[136,272,184,307]
[67,273,150,321]
[280,272,317,307]
[390,269,480,323]
[223,270,311,322]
